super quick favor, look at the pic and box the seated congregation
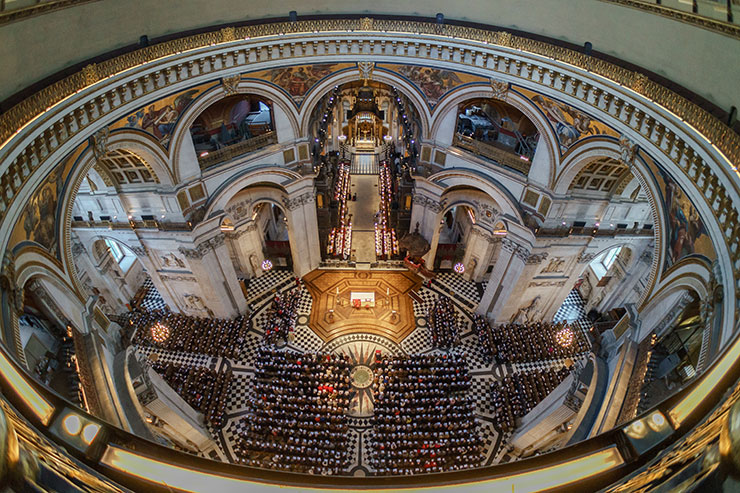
[126,282,588,474]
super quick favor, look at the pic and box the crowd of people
[130,309,249,359]
[427,296,460,349]
[368,353,484,475]
[490,367,571,433]
[150,361,233,428]
[473,315,495,364]
[263,289,302,345]
[488,321,589,365]
[233,347,352,475]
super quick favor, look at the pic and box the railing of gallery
[601,0,739,30]
[196,131,278,169]
[0,0,100,22]
[1,0,738,36]
[0,313,739,491]
[452,133,532,175]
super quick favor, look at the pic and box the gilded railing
[0,0,101,25]
[452,133,532,174]
[0,19,736,167]
[0,17,738,310]
[197,131,277,169]
[600,0,739,37]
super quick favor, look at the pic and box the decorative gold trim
[599,0,740,39]
[0,0,103,26]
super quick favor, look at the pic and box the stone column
[72,241,128,313]
[409,195,443,266]
[283,191,321,277]
[461,225,496,282]
[226,220,264,278]
[130,246,179,311]
[179,235,247,318]
[476,237,530,322]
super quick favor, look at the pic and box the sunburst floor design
[322,334,403,417]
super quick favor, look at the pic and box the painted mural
[516,88,617,153]
[240,63,342,102]
[641,152,715,268]
[11,145,84,258]
[381,64,485,106]
[109,81,219,148]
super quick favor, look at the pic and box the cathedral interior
[0,1,739,492]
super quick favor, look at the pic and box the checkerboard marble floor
[137,277,167,311]
[132,270,595,471]
[553,289,588,323]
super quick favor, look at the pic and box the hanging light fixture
[150,322,170,344]
[261,259,273,271]
[454,262,465,274]
[555,326,574,347]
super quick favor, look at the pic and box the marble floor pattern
[135,268,594,472]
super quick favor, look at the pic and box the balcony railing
[452,133,532,175]
[536,226,655,237]
[71,220,192,231]
[197,131,277,169]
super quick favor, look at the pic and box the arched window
[105,239,124,263]
[591,246,622,280]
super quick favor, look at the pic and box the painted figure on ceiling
[532,94,597,150]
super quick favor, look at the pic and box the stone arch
[102,129,174,186]
[636,259,711,343]
[168,80,300,183]
[552,138,624,195]
[297,68,432,141]
[14,249,87,333]
[204,166,301,219]
[430,85,560,186]
[428,168,526,225]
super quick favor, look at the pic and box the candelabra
[374,163,400,259]
[327,161,353,259]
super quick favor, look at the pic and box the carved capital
[178,246,206,260]
[501,237,530,262]
[526,252,549,264]
[619,135,639,167]
[222,74,241,95]
[490,78,509,101]
[282,192,315,211]
[577,251,596,264]
[131,245,149,258]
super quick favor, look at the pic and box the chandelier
[150,322,170,344]
[555,326,574,347]
[453,262,465,274]
[261,259,273,271]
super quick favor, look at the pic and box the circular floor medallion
[350,365,374,389]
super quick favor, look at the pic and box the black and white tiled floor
[134,270,596,472]
[553,289,588,323]
[137,277,167,311]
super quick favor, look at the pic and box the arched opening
[434,204,476,271]
[18,275,91,412]
[453,98,540,172]
[190,94,276,169]
[222,187,296,280]
[633,290,703,414]
[76,237,147,315]
[309,80,422,169]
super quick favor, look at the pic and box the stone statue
[511,295,541,324]
[541,257,566,273]
[160,253,186,269]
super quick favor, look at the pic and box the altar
[351,291,375,308]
